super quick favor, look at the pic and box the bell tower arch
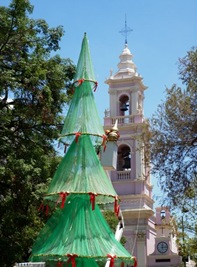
[104,44,156,267]
[119,94,130,116]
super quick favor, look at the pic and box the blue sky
[22,0,197,120]
[3,0,196,119]
[2,0,197,204]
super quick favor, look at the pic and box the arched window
[119,95,130,116]
[117,145,131,171]
[160,210,166,219]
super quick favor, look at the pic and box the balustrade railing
[104,113,144,126]
[117,171,131,180]
[111,115,134,125]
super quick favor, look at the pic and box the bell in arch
[120,103,128,112]
[160,210,166,220]
[122,156,131,169]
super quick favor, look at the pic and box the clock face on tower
[157,242,168,253]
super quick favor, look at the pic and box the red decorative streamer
[114,197,120,216]
[67,254,78,267]
[89,193,97,210]
[134,257,137,267]
[73,79,98,92]
[57,261,63,267]
[38,202,44,212]
[59,192,69,208]
[107,254,116,267]
[75,132,81,142]
[38,203,49,216]
[77,79,84,85]
[45,205,49,216]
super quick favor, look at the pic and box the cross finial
[119,14,133,45]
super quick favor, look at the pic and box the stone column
[131,89,138,114]
[135,139,143,179]
[136,231,147,267]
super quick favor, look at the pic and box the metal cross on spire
[119,14,133,45]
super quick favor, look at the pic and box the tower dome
[114,44,137,78]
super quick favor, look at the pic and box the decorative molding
[121,199,144,209]
[137,231,146,240]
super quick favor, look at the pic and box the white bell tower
[104,43,156,267]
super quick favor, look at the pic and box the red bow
[114,197,120,216]
[133,257,137,267]
[75,132,81,142]
[89,193,97,210]
[78,79,84,85]
[38,202,44,212]
[67,254,78,267]
[59,192,69,208]
[107,254,116,267]
[57,261,63,267]
[38,203,49,216]
[45,205,49,216]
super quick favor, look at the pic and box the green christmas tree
[30,33,135,267]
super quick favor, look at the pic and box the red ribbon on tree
[107,254,116,267]
[45,205,49,216]
[38,202,44,212]
[89,193,97,210]
[77,79,84,85]
[38,203,49,216]
[114,196,120,216]
[59,192,69,208]
[57,261,63,267]
[75,132,81,142]
[66,254,78,267]
[133,256,137,267]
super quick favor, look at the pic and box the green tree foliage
[0,1,75,266]
[103,210,126,246]
[149,48,197,234]
[188,234,197,263]
[176,217,197,265]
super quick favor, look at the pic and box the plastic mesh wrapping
[74,32,95,82]
[30,33,135,267]
[30,195,133,265]
[59,80,104,146]
[59,33,104,146]
[45,135,117,205]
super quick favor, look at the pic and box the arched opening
[160,210,166,220]
[119,95,130,116]
[117,145,131,171]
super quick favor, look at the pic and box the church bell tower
[103,43,156,267]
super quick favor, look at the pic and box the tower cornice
[106,77,147,92]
